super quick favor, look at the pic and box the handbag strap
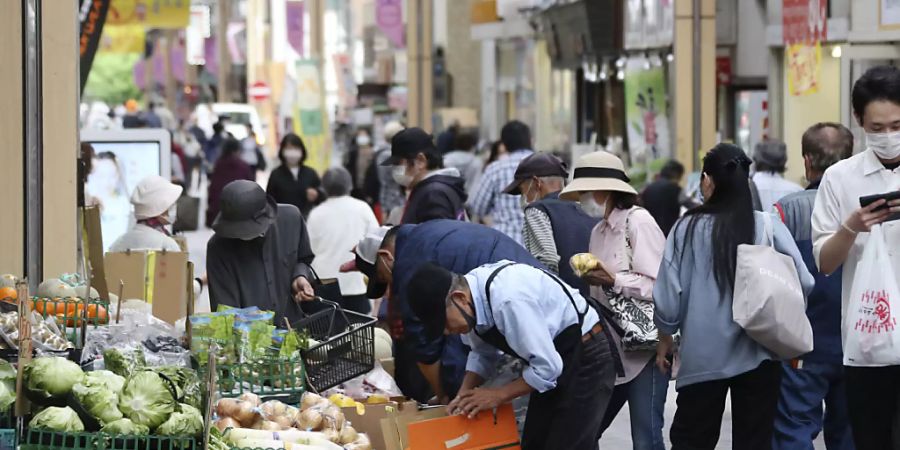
[760,212,775,248]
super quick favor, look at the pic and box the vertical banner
[295,59,329,173]
[783,0,826,96]
[333,53,357,110]
[79,0,112,90]
[376,0,405,49]
[623,57,671,162]
[286,1,304,55]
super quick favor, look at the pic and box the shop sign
[376,0,405,49]
[786,42,822,96]
[296,60,324,136]
[623,57,672,162]
[716,56,732,86]
[782,0,826,45]
[79,0,111,90]
[286,1,304,55]
[624,0,674,50]
[106,0,190,29]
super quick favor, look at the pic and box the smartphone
[859,190,900,222]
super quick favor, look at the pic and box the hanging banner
[623,57,671,162]
[107,0,190,29]
[333,53,357,110]
[786,42,822,96]
[376,0,405,49]
[99,25,145,54]
[286,1,304,55]
[79,0,112,90]
[294,60,330,173]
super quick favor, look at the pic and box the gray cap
[753,140,788,171]
[212,180,276,240]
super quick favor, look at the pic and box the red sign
[248,81,271,102]
[782,0,827,45]
[716,56,732,86]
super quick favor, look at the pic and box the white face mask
[866,131,900,160]
[519,182,535,209]
[580,192,606,218]
[356,134,372,147]
[283,149,303,166]
[392,164,414,187]
[166,204,177,224]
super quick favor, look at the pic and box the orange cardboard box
[406,403,520,450]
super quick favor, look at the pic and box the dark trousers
[339,294,371,315]
[670,360,782,450]
[521,333,616,450]
[844,365,900,450]
[773,361,854,450]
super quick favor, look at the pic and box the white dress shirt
[460,261,601,393]
[752,171,804,211]
[307,196,380,296]
[812,149,900,365]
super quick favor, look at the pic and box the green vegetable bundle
[28,406,84,432]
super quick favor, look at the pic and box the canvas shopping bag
[733,212,813,359]
[844,224,900,366]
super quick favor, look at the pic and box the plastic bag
[844,225,900,366]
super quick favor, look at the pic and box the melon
[73,286,100,299]
[36,278,76,298]
[0,275,17,289]
[373,327,393,360]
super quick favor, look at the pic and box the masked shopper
[811,65,900,450]
[408,261,615,450]
[266,133,323,217]
[560,151,669,450]
[654,144,814,450]
[109,175,183,253]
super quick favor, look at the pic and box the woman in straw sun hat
[560,151,671,450]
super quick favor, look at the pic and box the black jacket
[641,179,683,236]
[266,165,322,217]
[401,172,467,224]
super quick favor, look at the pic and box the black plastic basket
[21,429,196,450]
[291,298,376,392]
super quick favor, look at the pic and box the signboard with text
[783,0,826,96]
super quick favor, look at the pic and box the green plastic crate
[200,356,306,400]
[30,297,110,335]
[21,429,196,450]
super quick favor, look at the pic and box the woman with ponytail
[653,143,814,450]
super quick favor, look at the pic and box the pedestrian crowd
[101,65,900,450]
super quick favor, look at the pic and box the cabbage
[155,403,203,437]
[118,371,176,430]
[25,357,84,399]
[0,381,14,410]
[82,370,125,394]
[103,348,146,378]
[0,360,16,381]
[101,418,150,435]
[28,406,85,432]
[72,382,123,425]
[152,367,202,410]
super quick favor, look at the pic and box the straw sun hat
[559,151,637,201]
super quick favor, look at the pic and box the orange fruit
[0,287,17,303]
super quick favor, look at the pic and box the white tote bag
[733,213,814,359]
[844,224,900,366]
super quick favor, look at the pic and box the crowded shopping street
[1,0,899,449]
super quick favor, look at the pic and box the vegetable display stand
[21,429,197,450]
[292,299,376,393]
[200,357,306,402]
[30,297,110,336]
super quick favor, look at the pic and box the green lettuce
[100,418,150,435]
[72,382,123,425]
[28,406,84,432]
[154,403,203,437]
[24,357,84,399]
[118,371,176,430]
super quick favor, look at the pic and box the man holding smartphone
[811,65,900,450]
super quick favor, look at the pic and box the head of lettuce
[118,371,176,430]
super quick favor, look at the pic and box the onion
[322,428,340,443]
[345,434,372,450]
[256,420,283,431]
[215,398,241,418]
[322,405,345,430]
[238,392,261,407]
[260,400,289,419]
[271,414,294,429]
[214,417,241,432]
[296,408,323,430]
[233,400,261,427]
[339,425,359,444]
[300,392,324,410]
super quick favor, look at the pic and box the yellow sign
[787,42,822,96]
[107,0,190,29]
[99,25,145,54]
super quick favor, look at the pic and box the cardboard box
[342,399,414,450]
[382,404,448,450]
[104,250,189,324]
[407,404,520,450]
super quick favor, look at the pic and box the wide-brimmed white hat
[559,151,637,201]
[131,175,182,220]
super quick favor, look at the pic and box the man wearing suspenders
[407,260,616,450]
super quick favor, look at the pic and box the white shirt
[812,149,900,365]
[307,196,380,296]
[108,223,181,253]
[753,171,804,210]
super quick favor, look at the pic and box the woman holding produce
[266,133,323,218]
[653,144,813,449]
[109,175,183,253]
[560,151,669,450]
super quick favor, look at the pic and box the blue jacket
[391,220,544,396]
[775,182,843,364]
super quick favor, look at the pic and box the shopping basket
[291,298,376,392]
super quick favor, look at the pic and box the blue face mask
[450,296,477,331]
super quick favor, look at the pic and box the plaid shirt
[468,149,534,244]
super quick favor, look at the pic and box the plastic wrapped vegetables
[103,347,146,378]
[118,370,176,430]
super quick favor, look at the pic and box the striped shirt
[523,207,559,273]
[468,149,534,244]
